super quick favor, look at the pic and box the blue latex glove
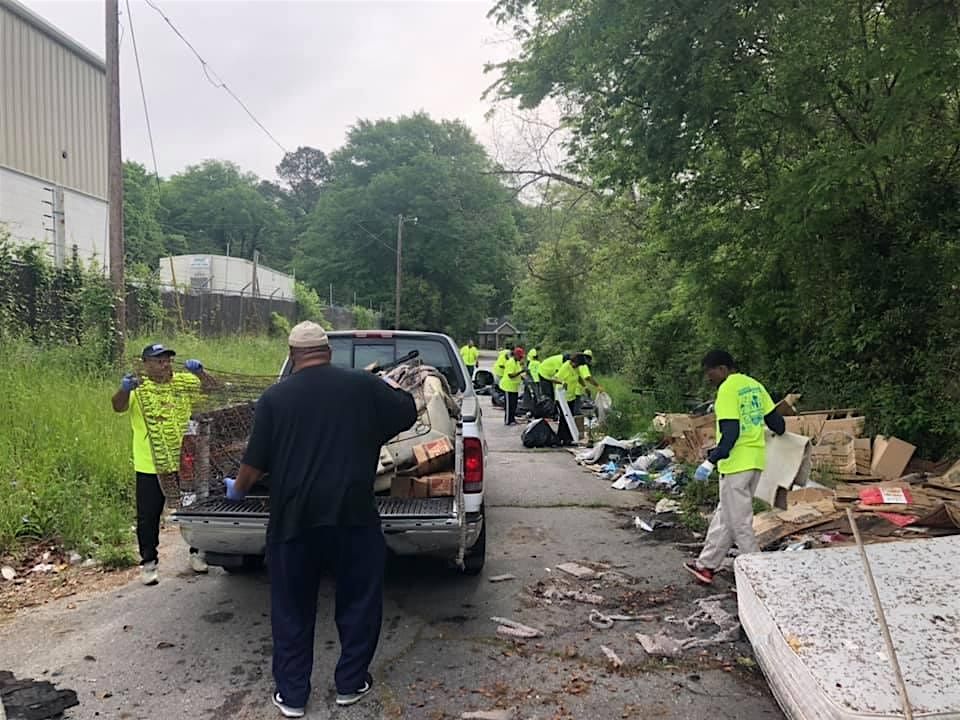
[184,359,203,374]
[224,477,246,501]
[121,373,140,392]
[694,461,715,483]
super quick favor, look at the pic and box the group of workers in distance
[458,340,604,428]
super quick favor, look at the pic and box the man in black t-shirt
[230,322,417,717]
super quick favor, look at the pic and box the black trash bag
[532,398,557,419]
[491,386,506,407]
[522,418,560,448]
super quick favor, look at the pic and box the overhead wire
[142,0,288,155]
[125,0,162,193]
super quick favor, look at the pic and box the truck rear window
[286,336,465,392]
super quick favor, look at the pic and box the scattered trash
[600,645,623,669]
[631,448,674,473]
[30,563,56,574]
[611,470,647,490]
[67,552,83,566]
[635,517,655,533]
[488,574,516,583]
[556,562,597,580]
[491,616,543,639]
[589,609,655,629]
[655,498,682,514]
[784,540,812,551]
[1,566,15,581]
[81,558,99,569]
[636,632,686,658]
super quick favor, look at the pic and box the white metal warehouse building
[0,0,109,270]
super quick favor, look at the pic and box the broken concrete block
[461,711,513,720]
[556,562,596,579]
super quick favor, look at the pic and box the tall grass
[0,334,285,562]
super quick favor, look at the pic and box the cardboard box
[391,476,413,498]
[784,413,829,439]
[821,416,866,438]
[412,437,454,476]
[871,435,916,480]
[423,472,454,497]
[855,438,872,475]
[412,477,430,498]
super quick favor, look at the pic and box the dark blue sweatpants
[269,526,386,706]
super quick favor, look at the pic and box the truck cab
[170,331,488,574]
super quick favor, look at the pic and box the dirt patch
[0,527,188,618]
[506,524,550,544]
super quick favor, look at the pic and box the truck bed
[176,495,456,519]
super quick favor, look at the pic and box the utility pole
[394,214,417,330]
[106,0,125,362]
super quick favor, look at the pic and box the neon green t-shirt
[129,372,202,475]
[493,350,509,376]
[538,354,564,380]
[527,359,541,382]
[461,345,479,366]
[499,357,524,392]
[555,361,582,399]
[714,373,774,475]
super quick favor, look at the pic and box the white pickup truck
[170,331,488,574]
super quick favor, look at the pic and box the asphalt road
[0,388,785,720]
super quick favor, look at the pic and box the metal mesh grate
[175,496,269,516]
[376,496,455,518]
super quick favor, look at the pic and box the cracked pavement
[0,387,784,720]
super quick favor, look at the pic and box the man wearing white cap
[228,322,417,717]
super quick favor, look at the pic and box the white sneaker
[190,553,209,574]
[140,561,159,586]
[336,676,373,706]
[272,692,305,718]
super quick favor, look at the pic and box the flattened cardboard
[787,488,834,506]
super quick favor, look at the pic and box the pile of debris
[570,436,688,492]
[654,395,960,548]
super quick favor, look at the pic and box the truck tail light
[464,437,483,494]
[180,436,195,484]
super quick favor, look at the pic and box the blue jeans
[269,526,386,705]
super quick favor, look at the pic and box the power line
[125,0,162,193]
[142,0,288,155]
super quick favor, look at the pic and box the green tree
[491,0,960,454]
[296,113,520,338]
[122,161,167,267]
[276,146,332,215]
[159,160,296,269]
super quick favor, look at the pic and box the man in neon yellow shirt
[685,350,785,585]
[493,345,511,383]
[577,350,603,395]
[460,340,479,380]
[499,346,526,425]
[111,343,215,585]
[526,349,541,383]
[537,352,568,400]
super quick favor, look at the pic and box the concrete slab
[736,536,960,720]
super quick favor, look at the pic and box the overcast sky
[22,0,517,181]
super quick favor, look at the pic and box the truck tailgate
[174,495,455,520]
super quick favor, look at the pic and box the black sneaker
[272,692,305,718]
[335,675,373,707]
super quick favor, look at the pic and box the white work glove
[694,461,715,483]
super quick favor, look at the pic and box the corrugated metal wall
[0,1,107,200]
